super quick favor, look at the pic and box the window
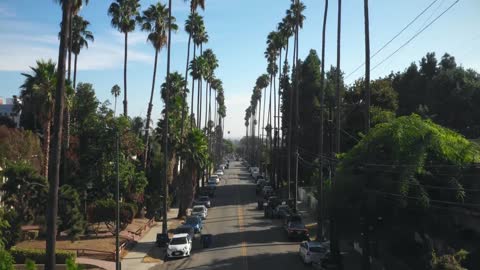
[170,237,188,245]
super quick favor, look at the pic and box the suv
[191,205,208,219]
[194,196,211,208]
[184,216,203,233]
[166,234,192,259]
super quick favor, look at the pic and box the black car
[174,225,195,239]
[284,221,309,240]
[156,233,170,247]
[264,196,281,218]
[273,205,292,219]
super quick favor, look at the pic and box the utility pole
[115,130,120,270]
[362,0,371,269]
[317,0,329,242]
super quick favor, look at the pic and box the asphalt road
[153,161,310,270]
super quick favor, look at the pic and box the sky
[0,0,479,138]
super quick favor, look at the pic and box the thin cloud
[0,5,15,18]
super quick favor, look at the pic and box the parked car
[262,185,274,198]
[255,175,265,183]
[215,170,224,176]
[191,205,208,219]
[166,234,192,259]
[174,225,195,240]
[264,196,281,218]
[194,195,211,208]
[156,233,170,247]
[312,251,342,269]
[184,216,203,233]
[209,175,220,184]
[285,220,310,241]
[273,205,292,219]
[299,241,329,264]
[284,213,303,226]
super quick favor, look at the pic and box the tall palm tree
[195,26,209,127]
[317,0,328,242]
[71,15,94,89]
[203,49,218,130]
[139,2,178,170]
[108,0,141,117]
[185,13,203,126]
[111,84,121,116]
[189,55,208,126]
[182,0,205,137]
[46,0,73,268]
[68,0,89,82]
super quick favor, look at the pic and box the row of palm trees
[244,0,305,190]
[39,0,227,268]
[244,0,371,267]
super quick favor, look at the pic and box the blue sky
[0,0,479,138]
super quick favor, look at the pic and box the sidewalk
[121,208,181,270]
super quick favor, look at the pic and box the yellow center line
[237,183,249,270]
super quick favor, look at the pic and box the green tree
[139,2,178,169]
[58,185,85,241]
[108,0,141,117]
[1,162,48,223]
[0,249,14,270]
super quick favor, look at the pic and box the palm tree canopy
[108,0,141,34]
[71,15,94,55]
[111,84,121,97]
[139,3,178,51]
[184,0,205,12]
[189,55,208,80]
[194,25,208,46]
[256,74,270,89]
[202,49,218,81]
[286,0,306,29]
[185,12,202,35]
[20,60,57,122]
[178,128,209,169]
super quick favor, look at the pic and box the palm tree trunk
[43,120,51,178]
[257,96,262,163]
[191,44,196,127]
[46,1,70,268]
[204,82,209,129]
[273,72,277,188]
[68,12,72,83]
[143,49,160,170]
[268,75,273,183]
[317,0,328,243]
[245,125,249,158]
[261,86,267,159]
[114,96,117,116]
[184,32,192,130]
[73,53,78,90]
[123,31,128,117]
[162,0,173,235]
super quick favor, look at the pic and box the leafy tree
[0,248,14,270]
[108,0,141,117]
[0,162,48,223]
[0,209,10,249]
[58,185,85,241]
[431,249,468,270]
[0,126,43,173]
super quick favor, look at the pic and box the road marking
[237,194,249,270]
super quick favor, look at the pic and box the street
[153,161,310,270]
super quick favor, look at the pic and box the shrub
[10,247,76,264]
[88,199,137,227]
[0,249,14,270]
[25,259,36,270]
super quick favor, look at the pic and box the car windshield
[199,197,209,201]
[192,207,203,212]
[170,237,188,245]
[175,227,191,234]
[186,217,198,224]
[289,222,305,229]
[310,246,327,253]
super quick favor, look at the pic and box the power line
[366,188,480,208]
[345,0,440,79]
[371,0,460,72]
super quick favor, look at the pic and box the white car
[210,174,220,184]
[299,241,329,264]
[166,233,192,258]
[191,205,208,219]
[215,170,224,176]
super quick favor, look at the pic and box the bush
[10,247,76,264]
[0,249,14,270]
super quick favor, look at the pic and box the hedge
[88,199,138,225]
[10,247,76,264]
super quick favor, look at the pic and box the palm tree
[46,1,73,268]
[111,84,121,116]
[71,15,94,89]
[189,55,208,126]
[20,60,57,178]
[317,0,328,242]
[195,27,209,127]
[139,2,178,169]
[68,0,89,82]
[177,128,208,217]
[185,13,203,126]
[108,0,141,117]
[182,0,205,138]
[202,49,218,129]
